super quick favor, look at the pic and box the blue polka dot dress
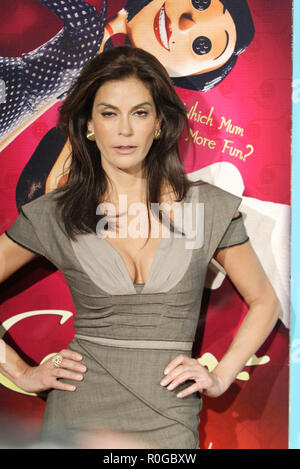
[0,0,107,140]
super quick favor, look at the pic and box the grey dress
[5,180,249,449]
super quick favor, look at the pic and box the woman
[0,46,280,449]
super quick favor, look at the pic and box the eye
[134,110,149,117]
[191,0,211,11]
[101,111,116,117]
[192,36,212,55]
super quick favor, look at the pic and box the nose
[178,13,195,31]
[118,115,133,136]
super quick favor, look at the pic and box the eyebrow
[96,102,153,110]
[214,30,229,61]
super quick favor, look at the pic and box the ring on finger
[52,354,63,368]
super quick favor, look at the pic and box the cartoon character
[0,0,107,144]
[3,0,254,209]
[0,0,254,145]
[103,0,254,91]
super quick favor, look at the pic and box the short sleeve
[194,181,250,263]
[5,208,46,257]
[217,212,249,249]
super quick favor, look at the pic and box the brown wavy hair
[53,46,196,240]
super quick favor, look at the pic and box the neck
[104,168,148,204]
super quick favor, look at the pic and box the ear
[87,119,94,133]
[155,114,163,131]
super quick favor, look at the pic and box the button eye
[192,36,212,55]
[191,0,211,11]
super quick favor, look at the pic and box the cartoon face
[127,0,237,77]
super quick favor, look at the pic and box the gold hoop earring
[86,130,96,141]
[154,129,162,140]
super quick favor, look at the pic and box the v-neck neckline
[101,235,170,294]
[95,183,195,295]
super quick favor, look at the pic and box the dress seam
[74,337,200,439]
[217,236,249,250]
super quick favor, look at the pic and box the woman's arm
[207,239,281,392]
[0,233,86,393]
[160,239,281,398]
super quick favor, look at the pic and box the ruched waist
[74,333,193,351]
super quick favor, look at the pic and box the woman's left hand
[160,354,227,399]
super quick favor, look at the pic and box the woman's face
[87,77,161,175]
[127,0,237,77]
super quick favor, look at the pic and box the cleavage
[104,234,164,285]
[102,193,183,284]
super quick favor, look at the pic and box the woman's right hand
[15,349,87,394]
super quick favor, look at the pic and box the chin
[115,161,144,171]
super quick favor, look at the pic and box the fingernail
[164,369,169,375]
[177,392,182,398]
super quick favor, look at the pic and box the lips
[113,146,137,155]
[154,3,172,51]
